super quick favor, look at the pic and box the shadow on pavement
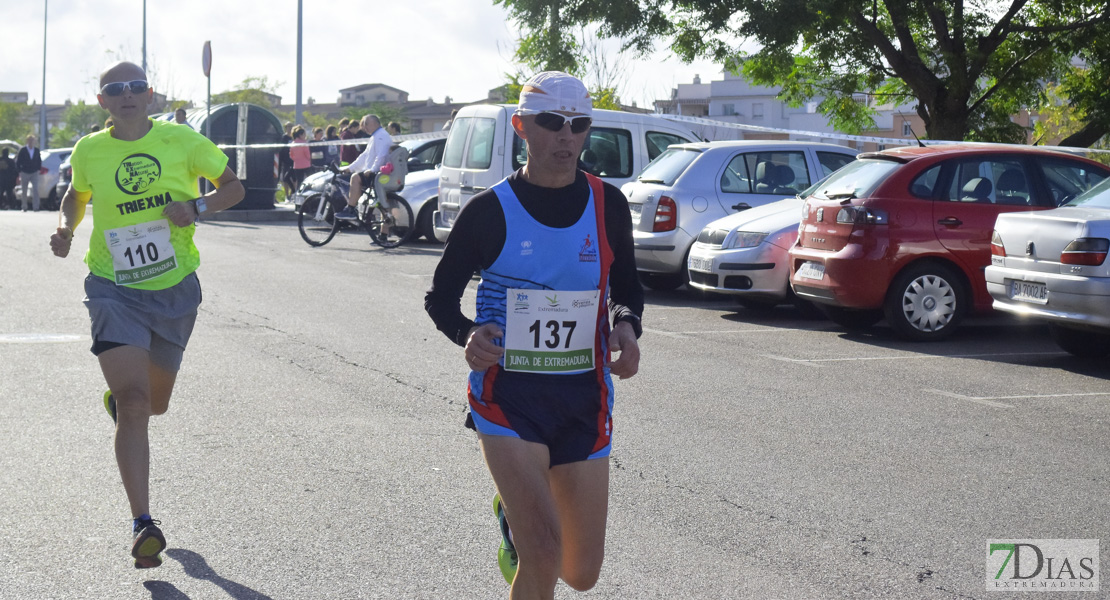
[143,580,190,599]
[165,548,274,600]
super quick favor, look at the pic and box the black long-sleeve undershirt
[425,170,644,347]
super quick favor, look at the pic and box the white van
[432,104,702,242]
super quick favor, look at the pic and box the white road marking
[762,351,1065,363]
[644,328,783,336]
[763,354,826,368]
[924,389,1015,408]
[926,388,1110,409]
[0,333,84,343]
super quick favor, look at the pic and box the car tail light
[1060,238,1109,266]
[653,196,677,232]
[39,167,48,175]
[990,231,1005,258]
[836,206,887,225]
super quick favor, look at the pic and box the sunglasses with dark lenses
[100,80,150,97]
[533,112,592,134]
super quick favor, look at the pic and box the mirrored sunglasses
[100,80,149,97]
[533,112,592,134]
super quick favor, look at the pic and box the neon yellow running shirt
[71,120,229,290]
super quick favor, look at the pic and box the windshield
[1066,175,1110,208]
[806,158,900,200]
[637,148,701,185]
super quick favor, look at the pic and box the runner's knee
[113,389,152,417]
[561,561,602,591]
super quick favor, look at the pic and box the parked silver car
[986,176,1110,357]
[688,196,815,311]
[623,140,857,290]
[17,148,71,210]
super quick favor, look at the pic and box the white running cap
[516,71,592,116]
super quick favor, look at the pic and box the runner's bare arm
[50,187,92,258]
[163,166,245,227]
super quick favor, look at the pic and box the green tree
[1052,22,1110,147]
[0,102,31,140]
[50,101,111,147]
[213,76,284,107]
[497,0,1110,143]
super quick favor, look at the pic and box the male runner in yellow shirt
[49,61,244,569]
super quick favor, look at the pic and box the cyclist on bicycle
[335,114,393,221]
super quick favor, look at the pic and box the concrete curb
[202,203,299,222]
[83,202,299,223]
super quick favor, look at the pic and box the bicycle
[297,163,414,248]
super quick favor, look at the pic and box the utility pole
[295,0,303,125]
[40,0,48,148]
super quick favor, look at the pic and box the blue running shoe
[493,494,517,583]
[103,391,117,425]
[131,515,166,569]
[334,205,359,221]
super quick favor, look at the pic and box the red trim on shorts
[585,173,614,453]
[467,364,512,428]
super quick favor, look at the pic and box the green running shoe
[131,516,166,569]
[493,493,518,583]
[103,391,117,425]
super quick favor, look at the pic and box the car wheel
[883,263,967,341]
[1049,324,1110,358]
[417,201,436,242]
[819,305,884,330]
[47,188,58,211]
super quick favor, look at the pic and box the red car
[788,144,1110,340]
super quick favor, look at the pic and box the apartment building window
[902,121,913,136]
[752,103,764,119]
[723,103,736,116]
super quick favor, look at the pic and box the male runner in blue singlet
[425,72,642,599]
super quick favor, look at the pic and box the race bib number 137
[504,288,598,373]
[104,219,178,285]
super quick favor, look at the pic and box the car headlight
[727,231,768,249]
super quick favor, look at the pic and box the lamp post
[40,0,47,148]
[295,0,303,125]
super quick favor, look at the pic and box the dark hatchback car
[788,144,1110,340]
[401,137,446,173]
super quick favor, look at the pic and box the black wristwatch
[190,198,207,217]
[616,314,643,338]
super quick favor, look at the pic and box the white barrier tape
[658,113,1110,155]
[213,129,448,151]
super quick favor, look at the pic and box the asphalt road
[1,211,1107,599]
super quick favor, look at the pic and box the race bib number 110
[504,288,598,373]
[105,219,178,285]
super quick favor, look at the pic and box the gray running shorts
[83,272,202,372]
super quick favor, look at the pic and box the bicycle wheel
[366,193,415,248]
[298,194,340,246]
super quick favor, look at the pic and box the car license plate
[796,261,825,280]
[689,256,712,272]
[629,203,642,225]
[1009,280,1048,304]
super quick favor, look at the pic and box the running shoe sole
[132,524,166,569]
[493,493,518,584]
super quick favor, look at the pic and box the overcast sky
[3,0,721,112]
